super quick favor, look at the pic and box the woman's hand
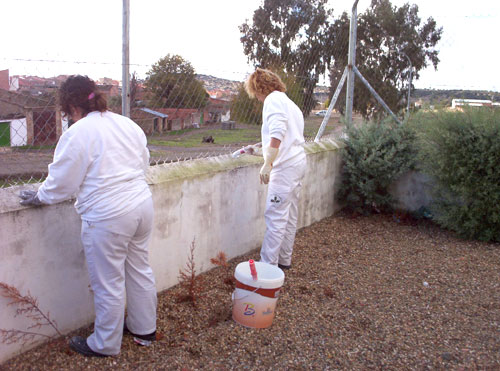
[19,190,43,206]
[260,147,279,184]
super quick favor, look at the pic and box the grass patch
[14,145,56,150]
[303,115,343,138]
[0,177,44,188]
[149,128,261,148]
[150,127,198,137]
[149,151,165,157]
[0,122,10,147]
[146,116,343,149]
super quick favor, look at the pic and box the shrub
[338,120,418,214]
[411,108,500,242]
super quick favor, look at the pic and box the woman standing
[245,68,307,270]
[19,75,157,357]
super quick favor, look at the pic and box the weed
[0,282,63,345]
[177,239,204,307]
[210,251,235,290]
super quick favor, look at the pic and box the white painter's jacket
[261,91,306,171]
[37,111,151,222]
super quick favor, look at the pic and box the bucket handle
[233,286,260,301]
[235,280,281,299]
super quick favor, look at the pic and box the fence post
[122,0,130,117]
[353,66,402,125]
[314,67,348,142]
[345,0,359,125]
[402,51,413,115]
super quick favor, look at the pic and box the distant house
[98,84,120,100]
[451,99,496,109]
[131,108,169,135]
[0,70,9,91]
[154,108,201,130]
[130,107,203,134]
[0,89,67,146]
[207,89,235,100]
[97,77,120,86]
[203,98,231,124]
[9,75,59,96]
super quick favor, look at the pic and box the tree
[145,54,209,109]
[230,84,262,125]
[130,71,139,108]
[108,95,121,110]
[329,0,442,118]
[239,0,335,115]
[230,70,306,125]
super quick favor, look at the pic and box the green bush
[411,108,500,242]
[338,120,418,214]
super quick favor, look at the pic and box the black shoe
[69,336,108,357]
[278,263,291,270]
[123,323,156,342]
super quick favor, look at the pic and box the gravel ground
[2,212,500,370]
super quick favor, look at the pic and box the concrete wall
[0,139,342,364]
[389,171,434,212]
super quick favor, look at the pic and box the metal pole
[399,51,412,114]
[345,0,359,125]
[314,67,348,142]
[353,66,402,125]
[122,0,130,117]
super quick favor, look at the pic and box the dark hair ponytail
[87,90,107,113]
[59,75,107,119]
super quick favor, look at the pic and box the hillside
[197,74,500,107]
[196,74,241,94]
[413,89,500,107]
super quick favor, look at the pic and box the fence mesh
[0,1,498,188]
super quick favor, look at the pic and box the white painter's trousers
[81,197,157,355]
[260,159,306,266]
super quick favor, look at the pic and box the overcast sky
[1,0,499,92]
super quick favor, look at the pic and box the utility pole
[122,0,130,117]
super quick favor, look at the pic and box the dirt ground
[2,211,499,369]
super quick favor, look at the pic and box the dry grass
[2,211,499,370]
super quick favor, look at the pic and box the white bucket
[232,261,285,328]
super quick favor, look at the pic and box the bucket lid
[235,261,285,289]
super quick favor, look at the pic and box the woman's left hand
[19,190,43,206]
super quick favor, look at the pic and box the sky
[1,0,499,92]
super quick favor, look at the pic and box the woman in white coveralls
[245,68,307,270]
[19,75,157,357]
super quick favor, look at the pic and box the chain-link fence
[1,0,498,188]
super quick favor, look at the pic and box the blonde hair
[245,68,287,99]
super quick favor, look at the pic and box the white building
[451,99,493,108]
